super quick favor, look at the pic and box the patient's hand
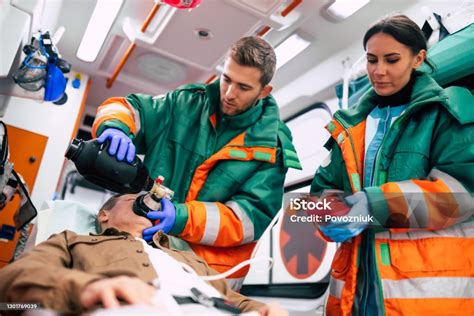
[80,276,155,309]
[259,302,288,316]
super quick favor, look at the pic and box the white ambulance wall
[2,72,89,209]
[284,97,339,186]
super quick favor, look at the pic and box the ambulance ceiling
[31,0,459,109]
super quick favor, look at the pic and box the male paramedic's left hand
[319,191,371,243]
[97,128,136,163]
[142,198,176,241]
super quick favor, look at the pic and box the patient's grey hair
[96,194,123,233]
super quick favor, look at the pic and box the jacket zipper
[370,107,413,316]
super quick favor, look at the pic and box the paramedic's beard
[219,96,259,116]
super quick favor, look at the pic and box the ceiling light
[326,0,370,21]
[77,0,123,62]
[275,33,311,69]
[137,53,187,84]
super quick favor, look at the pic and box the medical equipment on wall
[65,138,155,194]
[12,31,71,105]
[0,122,37,230]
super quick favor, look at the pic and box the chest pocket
[388,237,471,272]
[69,236,130,270]
[168,115,206,156]
[386,113,435,181]
[388,151,429,181]
[198,160,262,201]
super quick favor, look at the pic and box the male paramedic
[91,36,302,289]
[0,194,287,315]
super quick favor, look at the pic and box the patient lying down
[0,194,286,315]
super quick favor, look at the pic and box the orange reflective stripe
[327,236,361,316]
[376,221,474,240]
[384,298,474,316]
[186,132,246,202]
[412,178,459,228]
[214,202,244,246]
[92,97,137,137]
[186,150,229,202]
[186,132,276,202]
[375,238,474,281]
[326,119,366,192]
[326,120,345,139]
[180,201,207,243]
[380,182,410,226]
[190,242,256,278]
[346,122,366,177]
[326,293,354,316]
[326,295,340,316]
[229,132,246,146]
[339,136,359,191]
[413,176,451,193]
[380,176,462,229]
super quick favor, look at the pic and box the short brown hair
[100,194,123,212]
[96,194,123,232]
[229,36,276,86]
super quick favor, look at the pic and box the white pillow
[34,200,99,245]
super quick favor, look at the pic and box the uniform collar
[91,228,171,249]
[91,227,131,237]
[206,79,281,148]
[217,99,263,129]
[375,72,415,108]
[334,72,447,127]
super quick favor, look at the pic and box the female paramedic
[310,14,474,315]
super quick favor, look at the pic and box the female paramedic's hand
[319,191,372,243]
[80,276,155,309]
[142,198,176,240]
[97,128,136,163]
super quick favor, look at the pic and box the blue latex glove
[320,191,371,243]
[320,226,365,243]
[97,128,136,163]
[142,198,176,241]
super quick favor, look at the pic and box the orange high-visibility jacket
[311,74,474,315]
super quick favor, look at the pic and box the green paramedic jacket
[92,80,301,280]
[310,72,474,315]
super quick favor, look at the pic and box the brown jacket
[0,228,263,314]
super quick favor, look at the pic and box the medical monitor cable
[179,209,284,281]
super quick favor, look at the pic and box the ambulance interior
[0,0,473,314]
